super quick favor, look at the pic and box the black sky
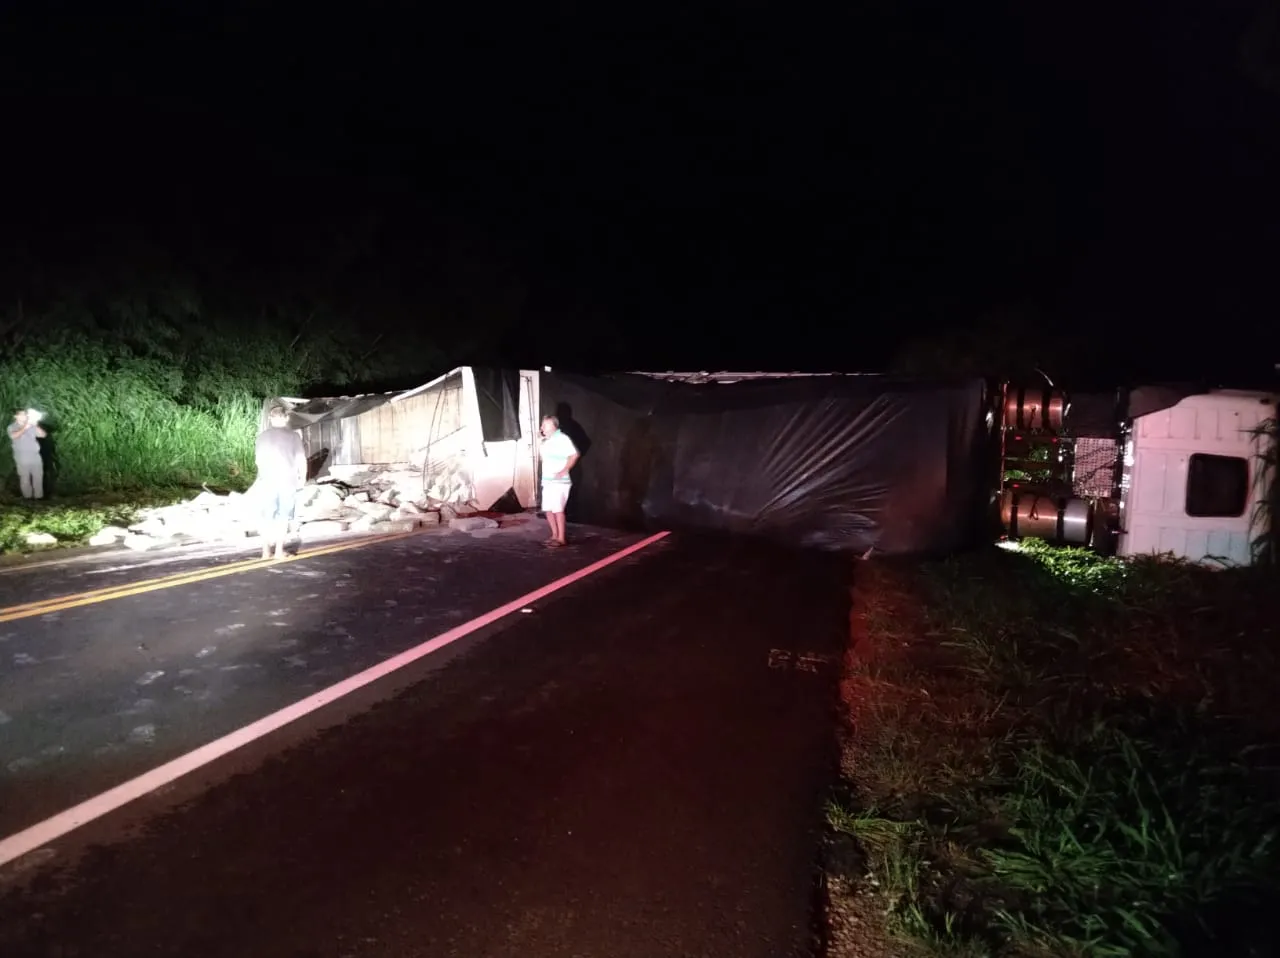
[2,2,1279,379]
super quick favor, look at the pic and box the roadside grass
[0,490,202,555]
[1,354,258,494]
[40,393,258,492]
[828,540,1280,958]
[0,363,259,553]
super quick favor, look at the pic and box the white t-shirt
[540,430,578,485]
[7,421,40,459]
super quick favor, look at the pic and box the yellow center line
[1,553,281,613]
[0,531,421,623]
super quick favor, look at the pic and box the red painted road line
[0,531,671,870]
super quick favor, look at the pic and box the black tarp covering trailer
[540,372,989,555]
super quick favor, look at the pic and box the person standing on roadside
[7,408,47,500]
[539,414,579,547]
[255,405,308,560]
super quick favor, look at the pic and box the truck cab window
[1185,454,1248,518]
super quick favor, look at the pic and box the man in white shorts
[539,414,579,547]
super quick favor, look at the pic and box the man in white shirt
[7,408,47,500]
[539,414,580,547]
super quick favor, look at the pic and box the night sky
[3,2,1279,381]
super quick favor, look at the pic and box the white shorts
[541,482,571,514]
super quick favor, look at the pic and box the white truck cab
[1117,390,1277,566]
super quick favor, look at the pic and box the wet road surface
[0,521,642,838]
[0,525,848,957]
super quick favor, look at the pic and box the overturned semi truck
[996,383,1278,566]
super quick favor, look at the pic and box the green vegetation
[0,258,472,505]
[0,284,452,552]
[0,287,400,495]
[1250,418,1279,565]
[1000,442,1054,485]
[829,541,1280,957]
[2,356,260,494]
[0,492,191,555]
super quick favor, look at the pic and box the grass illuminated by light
[1,351,258,497]
[830,540,1280,957]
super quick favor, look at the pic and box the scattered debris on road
[87,467,517,552]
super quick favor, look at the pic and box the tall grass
[831,541,1280,957]
[1249,417,1278,565]
[0,351,258,493]
[980,726,1277,957]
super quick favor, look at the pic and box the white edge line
[0,530,671,869]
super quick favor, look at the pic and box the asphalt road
[0,521,848,957]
